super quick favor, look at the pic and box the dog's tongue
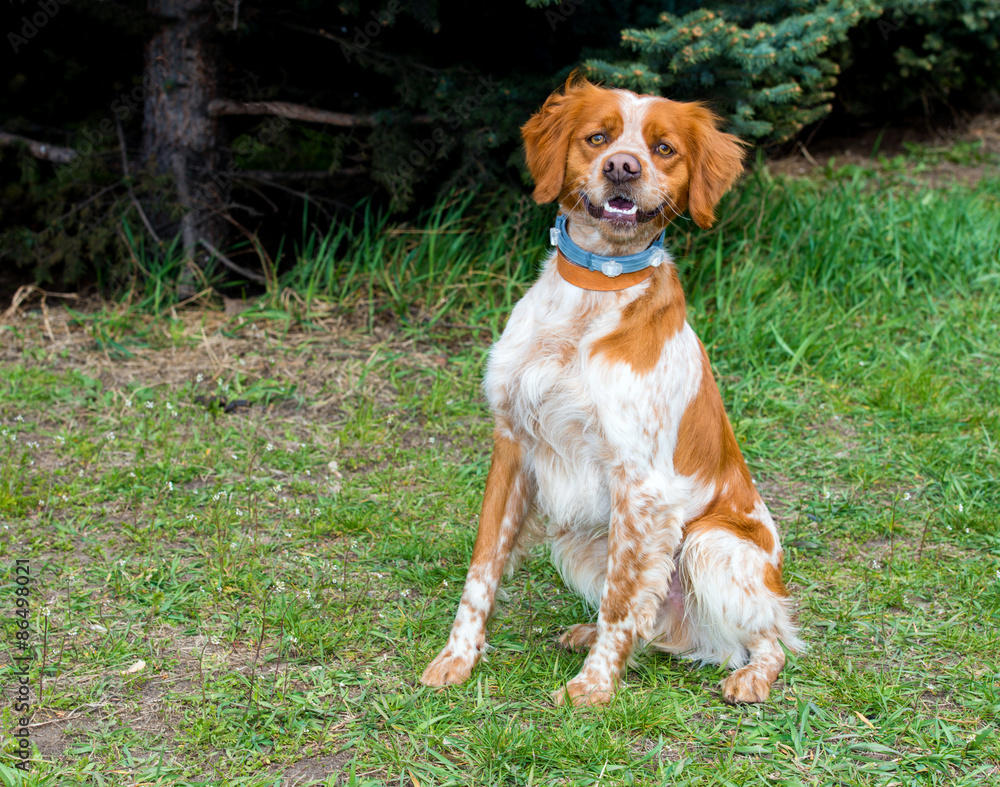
[608,197,634,210]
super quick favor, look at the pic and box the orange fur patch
[675,347,775,555]
[470,430,523,571]
[589,265,687,373]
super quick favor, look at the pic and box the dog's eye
[588,133,606,146]
[657,143,675,156]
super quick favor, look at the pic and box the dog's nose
[603,153,641,184]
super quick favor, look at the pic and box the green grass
[1,161,999,785]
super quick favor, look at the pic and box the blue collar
[550,214,667,278]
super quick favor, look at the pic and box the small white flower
[55,435,65,444]
[210,635,220,645]
[196,373,204,383]
[165,402,173,411]
[118,559,126,567]
[42,607,51,617]
[958,503,964,513]
[443,580,449,587]
[266,443,274,452]
[144,401,154,410]
[167,481,174,492]
[275,580,285,593]
[15,415,24,422]
[903,492,911,501]
[186,514,196,521]
[823,491,831,500]
[129,471,137,479]
[428,437,436,444]
[125,399,133,408]
[231,454,238,460]
[105,431,116,442]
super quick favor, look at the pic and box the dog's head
[521,78,745,250]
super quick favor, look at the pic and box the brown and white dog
[421,78,802,706]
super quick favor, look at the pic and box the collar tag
[601,261,622,277]
[549,227,561,247]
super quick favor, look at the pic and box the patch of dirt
[767,111,1000,185]
[275,749,356,786]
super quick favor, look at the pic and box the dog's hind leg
[671,517,803,704]
[421,427,535,687]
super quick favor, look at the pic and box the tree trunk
[143,0,227,256]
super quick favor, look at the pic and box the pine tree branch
[0,130,78,164]
[207,99,430,126]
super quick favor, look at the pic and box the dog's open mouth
[583,193,663,225]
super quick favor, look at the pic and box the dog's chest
[484,279,623,527]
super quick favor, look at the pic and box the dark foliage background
[1,0,997,291]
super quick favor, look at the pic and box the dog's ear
[521,78,591,204]
[685,105,746,230]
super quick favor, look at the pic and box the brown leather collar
[556,250,655,291]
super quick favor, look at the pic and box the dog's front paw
[552,673,615,707]
[559,623,598,652]
[420,647,478,687]
[721,666,772,704]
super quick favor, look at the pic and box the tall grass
[282,171,1000,345]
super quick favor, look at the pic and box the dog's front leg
[421,428,535,687]
[554,472,680,707]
